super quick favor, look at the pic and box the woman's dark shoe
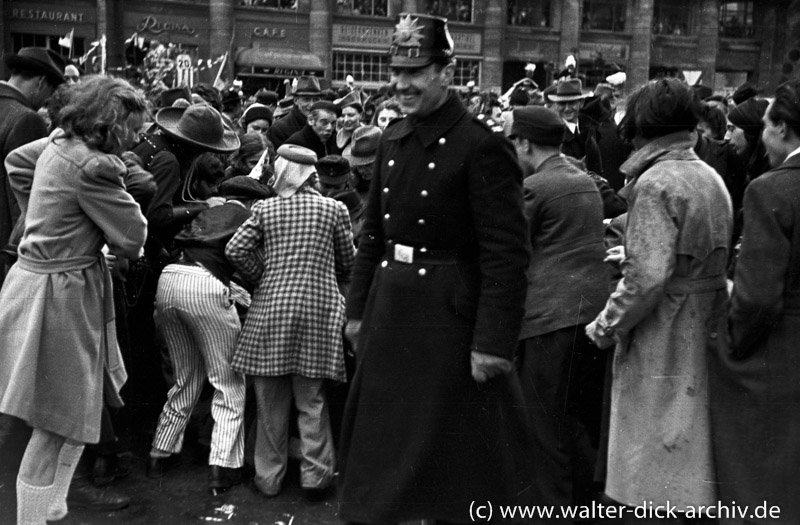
[208,465,242,495]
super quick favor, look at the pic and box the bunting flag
[58,29,74,49]
[78,39,101,66]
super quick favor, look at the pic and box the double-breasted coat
[225,189,355,382]
[591,131,732,509]
[338,93,532,523]
[0,134,147,443]
[710,154,800,525]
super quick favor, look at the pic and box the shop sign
[10,8,85,23]
[241,66,322,76]
[252,27,287,38]
[136,15,197,36]
[332,23,481,55]
[579,42,629,61]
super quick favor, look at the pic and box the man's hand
[470,351,512,383]
[585,318,616,349]
[344,319,362,354]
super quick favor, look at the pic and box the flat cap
[277,144,318,165]
[316,155,351,185]
[349,125,382,166]
[511,106,565,146]
[310,100,341,117]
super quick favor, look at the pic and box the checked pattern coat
[225,188,355,382]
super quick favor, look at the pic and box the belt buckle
[394,243,414,264]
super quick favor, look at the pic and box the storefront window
[582,0,626,32]
[12,33,86,59]
[425,0,473,23]
[453,58,481,87]
[653,0,693,36]
[337,0,388,17]
[507,0,551,27]
[240,0,297,9]
[719,1,754,38]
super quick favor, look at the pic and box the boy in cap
[338,12,533,524]
[284,100,342,159]
[225,144,355,502]
[344,125,381,201]
[510,105,609,514]
[316,155,364,242]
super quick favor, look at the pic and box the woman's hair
[192,152,227,186]
[229,132,269,176]
[619,78,698,142]
[59,76,147,154]
[768,79,800,139]
[371,99,403,126]
[192,83,222,112]
[697,102,727,141]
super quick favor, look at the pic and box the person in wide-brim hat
[155,104,240,153]
[547,78,592,103]
[3,47,66,86]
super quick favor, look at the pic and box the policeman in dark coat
[338,13,533,524]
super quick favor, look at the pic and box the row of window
[332,52,480,87]
[238,0,756,39]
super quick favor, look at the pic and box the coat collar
[620,131,697,181]
[774,150,800,172]
[383,91,468,147]
[0,81,33,108]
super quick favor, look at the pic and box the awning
[235,47,324,76]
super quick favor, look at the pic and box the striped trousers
[151,264,246,468]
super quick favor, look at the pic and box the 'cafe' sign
[136,16,197,36]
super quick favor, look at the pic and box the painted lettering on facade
[579,42,629,61]
[253,27,287,38]
[136,15,197,36]
[10,8,85,23]
[332,23,481,55]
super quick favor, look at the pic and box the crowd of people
[0,11,798,525]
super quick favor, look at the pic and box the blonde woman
[0,76,148,525]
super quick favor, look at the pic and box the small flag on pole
[58,29,74,49]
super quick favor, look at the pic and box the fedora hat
[294,76,322,96]
[548,79,592,103]
[3,47,65,85]
[155,105,240,153]
[389,13,454,68]
[348,125,382,166]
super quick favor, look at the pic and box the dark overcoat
[711,154,800,525]
[267,105,307,148]
[283,124,341,160]
[338,93,532,523]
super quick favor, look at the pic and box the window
[333,52,480,88]
[507,0,551,27]
[333,52,390,84]
[12,33,85,59]
[719,1,754,38]
[239,0,296,9]
[582,0,626,32]
[653,0,693,35]
[337,0,388,16]
[425,0,473,23]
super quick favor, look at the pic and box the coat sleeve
[4,113,48,229]
[144,150,181,235]
[594,174,678,336]
[729,176,791,353]
[225,203,266,284]
[78,154,148,260]
[332,201,355,284]
[5,137,48,219]
[467,132,530,359]
[345,137,387,319]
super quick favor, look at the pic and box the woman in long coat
[710,80,800,525]
[0,76,148,524]
[586,79,732,520]
[225,144,355,498]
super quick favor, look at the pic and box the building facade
[1,0,797,97]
